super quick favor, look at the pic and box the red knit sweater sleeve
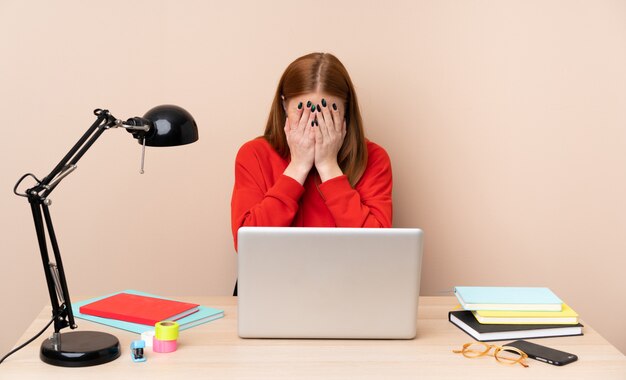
[317,142,393,227]
[231,140,305,246]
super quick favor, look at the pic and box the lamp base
[40,331,120,367]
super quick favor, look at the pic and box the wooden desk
[3,297,625,379]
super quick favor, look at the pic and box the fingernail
[311,120,316,127]
[314,120,319,126]
[298,102,303,109]
[311,104,316,112]
[332,103,337,111]
[306,100,312,108]
[317,104,321,112]
[322,99,327,107]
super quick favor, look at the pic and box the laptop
[237,227,423,339]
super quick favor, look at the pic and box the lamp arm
[28,200,76,333]
[37,110,112,190]
[31,110,152,198]
[20,109,121,334]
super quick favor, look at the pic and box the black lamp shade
[142,105,199,147]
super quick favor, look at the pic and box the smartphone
[505,340,578,366]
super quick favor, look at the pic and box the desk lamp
[13,105,198,367]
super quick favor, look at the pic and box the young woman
[231,52,392,248]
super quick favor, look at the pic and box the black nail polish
[322,99,327,107]
[314,120,319,126]
[311,120,315,127]
[298,102,303,109]
[332,103,337,111]
[306,100,312,108]
[311,104,316,112]
[317,104,321,111]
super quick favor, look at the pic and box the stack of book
[448,286,583,342]
[73,290,224,334]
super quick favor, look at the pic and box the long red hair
[263,52,367,187]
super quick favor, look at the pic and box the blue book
[72,289,224,334]
[454,286,563,311]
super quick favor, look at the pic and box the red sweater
[231,138,393,247]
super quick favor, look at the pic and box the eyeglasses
[453,342,529,368]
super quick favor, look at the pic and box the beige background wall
[1,0,625,355]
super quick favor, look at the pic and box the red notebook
[79,292,200,326]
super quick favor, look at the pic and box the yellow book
[473,304,579,325]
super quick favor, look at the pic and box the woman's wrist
[284,161,312,185]
[316,161,343,183]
